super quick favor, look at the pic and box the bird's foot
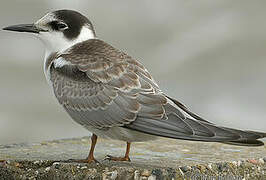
[104,155,131,162]
[62,158,100,164]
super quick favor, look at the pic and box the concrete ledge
[0,137,265,179]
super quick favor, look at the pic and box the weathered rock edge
[0,158,265,180]
[0,137,265,179]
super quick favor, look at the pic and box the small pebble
[151,169,162,177]
[140,177,148,180]
[178,168,184,176]
[45,167,51,171]
[196,164,205,171]
[207,163,212,170]
[80,166,87,170]
[141,169,151,177]
[232,161,237,166]
[110,170,118,180]
[15,162,23,168]
[134,170,140,180]
[237,161,242,166]
[33,160,39,165]
[148,175,156,180]
[179,166,190,173]
[259,158,264,164]
[53,162,60,169]
[104,167,109,171]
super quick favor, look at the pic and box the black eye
[49,21,68,31]
[57,22,68,30]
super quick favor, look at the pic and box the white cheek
[37,26,95,57]
[38,31,70,55]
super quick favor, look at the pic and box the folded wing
[50,39,266,146]
[49,39,167,130]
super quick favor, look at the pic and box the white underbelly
[84,126,157,142]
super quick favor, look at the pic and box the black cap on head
[52,10,95,40]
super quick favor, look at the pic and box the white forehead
[34,11,96,58]
[35,12,57,26]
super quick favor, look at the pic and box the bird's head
[3,10,96,55]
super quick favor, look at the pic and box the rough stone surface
[0,137,265,179]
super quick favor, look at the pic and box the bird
[3,9,266,163]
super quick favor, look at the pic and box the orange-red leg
[86,134,98,163]
[65,134,99,163]
[105,142,131,162]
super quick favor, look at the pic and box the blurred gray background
[0,0,266,144]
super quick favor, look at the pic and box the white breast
[43,56,53,87]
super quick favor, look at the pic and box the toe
[104,155,131,162]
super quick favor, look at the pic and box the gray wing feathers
[61,40,160,92]
[50,66,139,129]
[50,39,265,146]
[127,115,241,142]
[126,101,266,145]
[50,39,167,129]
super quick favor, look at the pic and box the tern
[3,9,266,163]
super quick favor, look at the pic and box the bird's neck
[43,26,96,81]
[44,26,96,60]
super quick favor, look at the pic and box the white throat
[39,26,95,59]
[41,26,95,82]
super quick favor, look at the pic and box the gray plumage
[4,9,265,163]
[48,39,266,146]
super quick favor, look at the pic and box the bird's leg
[65,134,99,163]
[105,142,131,162]
[84,133,98,163]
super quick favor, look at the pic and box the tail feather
[223,139,264,146]
[126,96,266,146]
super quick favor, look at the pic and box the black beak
[2,24,41,33]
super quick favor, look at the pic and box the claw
[104,155,131,162]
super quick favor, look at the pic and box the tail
[126,96,266,146]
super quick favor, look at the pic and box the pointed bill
[3,24,42,33]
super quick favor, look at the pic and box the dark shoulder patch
[61,39,117,57]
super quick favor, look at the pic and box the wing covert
[49,39,168,129]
